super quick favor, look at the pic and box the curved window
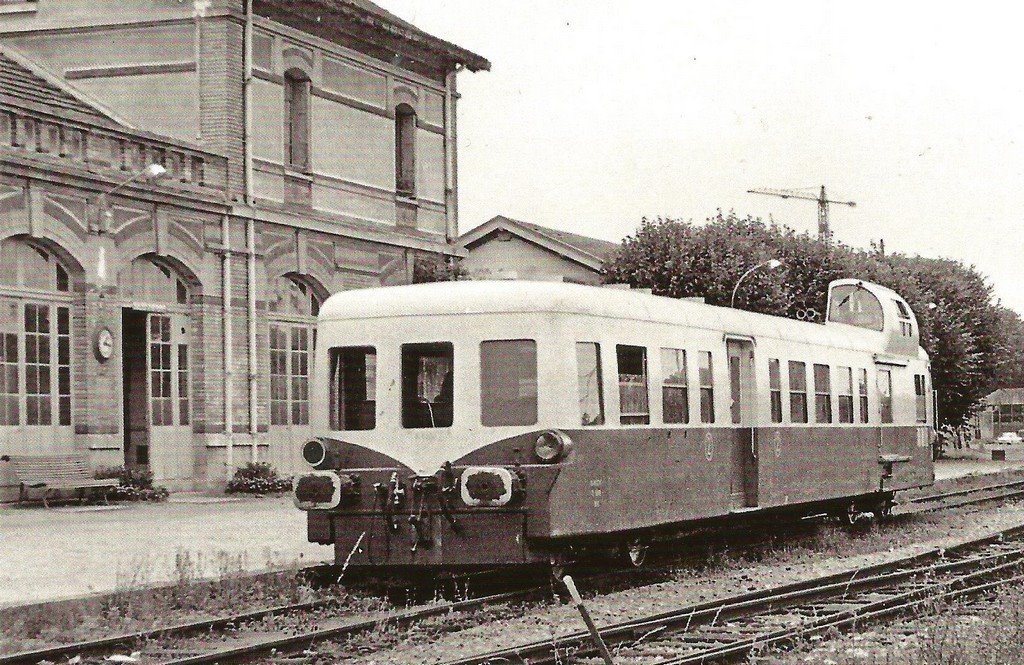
[0,238,71,293]
[0,238,75,427]
[118,257,189,305]
[395,103,416,196]
[267,275,321,316]
[829,284,883,331]
[284,69,311,170]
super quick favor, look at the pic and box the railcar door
[727,338,758,509]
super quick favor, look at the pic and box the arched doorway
[267,274,323,471]
[117,255,194,481]
[0,237,80,452]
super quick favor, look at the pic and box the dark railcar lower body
[298,425,934,568]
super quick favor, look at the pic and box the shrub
[225,462,292,495]
[94,466,170,502]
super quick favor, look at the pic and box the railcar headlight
[535,430,572,463]
[302,438,327,468]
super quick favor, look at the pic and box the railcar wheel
[626,539,649,567]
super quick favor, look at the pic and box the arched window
[117,257,189,305]
[395,103,416,196]
[0,238,71,293]
[0,237,76,428]
[284,69,311,171]
[267,275,323,427]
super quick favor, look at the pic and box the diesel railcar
[293,278,935,568]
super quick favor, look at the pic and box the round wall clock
[95,327,115,361]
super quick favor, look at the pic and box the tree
[604,212,1006,428]
[413,253,465,283]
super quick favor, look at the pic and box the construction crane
[747,185,856,242]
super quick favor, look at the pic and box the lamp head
[143,163,168,179]
[767,259,783,269]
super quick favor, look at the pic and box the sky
[376,1,1024,314]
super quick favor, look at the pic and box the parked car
[996,432,1023,445]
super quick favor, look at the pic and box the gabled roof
[985,388,1024,405]
[0,45,127,127]
[458,215,620,272]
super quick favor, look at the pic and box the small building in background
[458,215,619,284]
[977,387,1024,441]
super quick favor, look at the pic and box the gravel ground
[348,503,1024,664]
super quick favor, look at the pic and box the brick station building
[0,0,488,496]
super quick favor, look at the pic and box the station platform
[0,493,325,608]
[1,456,1022,608]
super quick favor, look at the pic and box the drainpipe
[443,64,461,244]
[247,218,257,462]
[222,214,234,478]
[243,0,259,462]
[243,0,254,206]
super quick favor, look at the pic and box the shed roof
[459,215,621,272]
[0,46,123,126]
[260,0,490,72]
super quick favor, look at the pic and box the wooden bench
[1,453,119,507]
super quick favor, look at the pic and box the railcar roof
[320,281,920,356]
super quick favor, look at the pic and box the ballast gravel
[347,502,1024,664]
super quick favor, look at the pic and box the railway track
[442,525,1024,665]
[3,477,1023,665]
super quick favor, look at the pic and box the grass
[0,548,378,653]
[767,579,1024,665]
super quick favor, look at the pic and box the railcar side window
[768,358,783,423]
[858,368,869,423]
[894,300,914,337]
[788,361,808,423]
[480,340,538,426]
[661,348,688,424]
[914,373,927,423]
[617,345,650,425]
[576,342,604,426]
[829,285,884,331]
[329,346,376,431]
[878,368,893,424]
[698,351,715,424]
[837,366,854,424]
[401,343,453,429]
[813,364,832,424]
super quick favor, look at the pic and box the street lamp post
[731,259,784,309]
[96,163,168,231]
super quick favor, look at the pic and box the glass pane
[576,342,604,426]
[330,347,377,431]
[660,348,687,386]
[616,345,649,425]
[401,342,454,428]
[663,386,688,424]
[829,285,884,331]
[769,358,781,390]
[698,351,713,387]
[481,340,538,427]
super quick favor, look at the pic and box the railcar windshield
[829,284,884,331]
[401,342,453,428]
[329,346,376,430]
[480,339,538,426]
